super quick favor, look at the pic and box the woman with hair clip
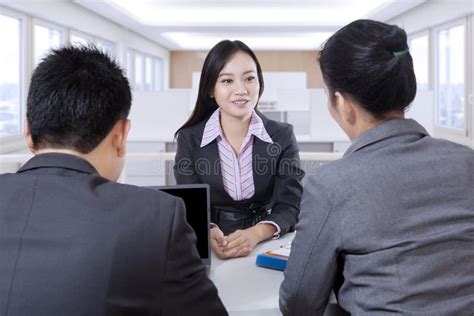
[174,40,304,259]
[280,19,474,315]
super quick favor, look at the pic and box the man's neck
[34,148,86,158]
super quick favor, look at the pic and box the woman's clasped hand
[211,224,276,259]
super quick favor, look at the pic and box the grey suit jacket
[280,119,474,315]
[174,110,304,236]
[0,153,227,316]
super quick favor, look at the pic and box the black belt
[212,203,270,234]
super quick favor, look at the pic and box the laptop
[148,184,211,270]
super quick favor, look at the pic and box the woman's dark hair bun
[319,19,416,119]
[383,24,410,55]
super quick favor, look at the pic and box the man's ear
[24,121,36,154]
[334,91,356,126]
[112,119,131,158]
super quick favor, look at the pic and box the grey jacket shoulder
[308,133,474,191]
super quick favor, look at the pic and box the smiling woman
[174,40,304,260]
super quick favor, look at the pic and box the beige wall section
[170,51,324,89]
[170,51,208,89]
[255,51,324,88]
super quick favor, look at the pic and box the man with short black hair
[0,46,227,316]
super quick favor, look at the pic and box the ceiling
[75,0,426,51]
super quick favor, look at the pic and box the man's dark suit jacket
[174,110,304,236]
[0,153,227,316]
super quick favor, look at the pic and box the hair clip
[393,49,409,57]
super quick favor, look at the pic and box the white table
[208,233,345,316]
[209,233,294,315]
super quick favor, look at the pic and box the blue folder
[256,252,288,271]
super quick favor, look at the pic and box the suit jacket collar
[17,153,98,175]
[344,118,429,157]
[200,109,273,148]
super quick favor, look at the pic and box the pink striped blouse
[201,109,273,200]
[201,109,281,237]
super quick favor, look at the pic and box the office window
[0,14,21,136]
[436,23,465,130]
[70,33,89,47]
[128,49,164,92]
[409,34,429,91]
[154,58,163,91]
[70,31,115,58]
[134,53,144,90]
[127,50,133,82]
[145,56,153,91]
[96,39,114,56]
[34,24,62,66]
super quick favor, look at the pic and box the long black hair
[175,40,264,138]
[318,19,417,119]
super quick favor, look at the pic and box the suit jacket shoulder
[177,119,207,149]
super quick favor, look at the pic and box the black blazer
[174,111,304,236]
[0,153,227,316]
